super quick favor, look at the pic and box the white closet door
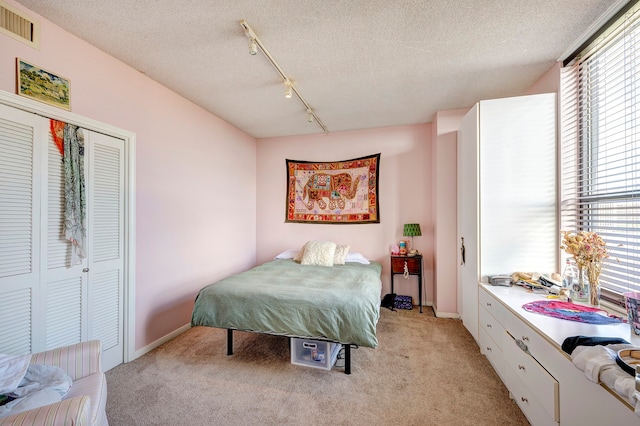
[43,129,86,350]
[0,104,43,354]
[86,131,124,371]
[0,96,130,369]
[457,103,479,343]
[42,128,125,368]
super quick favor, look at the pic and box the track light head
[240,19,328,133]
[248,38,258,55]
[284,80,293,98]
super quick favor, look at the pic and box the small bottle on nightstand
[399,241,407,255]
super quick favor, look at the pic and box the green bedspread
[191,259,383,348]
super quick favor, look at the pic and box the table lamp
[403,223,422,253]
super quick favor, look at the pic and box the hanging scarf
[62,123,86,266]
[50,120,65,156]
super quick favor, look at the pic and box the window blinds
[560,0,640,299]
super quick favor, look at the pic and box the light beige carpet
[106,307,529,425]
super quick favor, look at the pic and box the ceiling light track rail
[240,19,328,133]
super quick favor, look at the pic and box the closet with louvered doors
[0,100,127,371]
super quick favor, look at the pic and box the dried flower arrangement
[560,230,609,268]
[561,230,611,305]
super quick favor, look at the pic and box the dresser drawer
[478,287,509,325]
[502,307,551,362]
[503,333,559,422]
[479,305,505,348]
[479,327,503,379]
[391,257,421,274]
[504,363,559,426]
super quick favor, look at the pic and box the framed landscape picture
[17,58,71,110]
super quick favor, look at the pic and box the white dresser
[479,283,640,425]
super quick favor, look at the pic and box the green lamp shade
[403,223,422,237]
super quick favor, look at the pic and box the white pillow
[274,249,299,260]
[293,244,305,262]
[333,244,350,265]
[345,252,370,264]
[300,241,337,266]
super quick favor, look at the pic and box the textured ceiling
[14,0,624,138]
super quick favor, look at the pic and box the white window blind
[560,0,640,303]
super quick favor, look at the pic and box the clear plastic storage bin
[290,338,342,370]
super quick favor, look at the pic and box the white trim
[133,323,191,360]
[432,307,460,319]
[558,0,630,61]
[123,120,136,363]
[0,89,137,366]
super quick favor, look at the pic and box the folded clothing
[562,335,630,355]
[571,343,640,416]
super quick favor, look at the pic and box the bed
[191,255,382,374]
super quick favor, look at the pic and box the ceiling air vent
[0,1,40,49]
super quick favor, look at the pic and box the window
[560,0,640,304]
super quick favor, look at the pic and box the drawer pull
[486,302,492,307]
[521,397,528,403]
[522,336,529,341]
[486,324,492,328]
[515,339,530,354]
[518,364,525,370]
[486,347,492,351]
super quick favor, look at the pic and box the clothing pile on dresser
[563,335,640,416]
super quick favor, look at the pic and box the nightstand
[390,254,423,313]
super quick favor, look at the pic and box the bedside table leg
[419,275,422,313]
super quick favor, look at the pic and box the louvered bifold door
[87,131,124,371]
[43,127,86,350]
[0,104,43,354]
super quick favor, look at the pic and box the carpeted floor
[106,307,529,425]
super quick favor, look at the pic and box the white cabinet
[480,284,640,425]
[480,286,559,425]
[478,288,506,380]
[501,318,560,425]
[457,93,557,342]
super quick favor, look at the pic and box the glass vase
[570,265,589,303]
[587,261,602,307]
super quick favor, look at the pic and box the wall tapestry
[286,153,380,224]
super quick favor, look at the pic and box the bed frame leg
[227,329,233,356]
[344,344,351,375]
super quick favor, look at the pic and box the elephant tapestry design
[286,153,380,224]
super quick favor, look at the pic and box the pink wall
[0,1,257,352]
[526,62,561,95]
[256,124,432,303]
[432,109,468,317]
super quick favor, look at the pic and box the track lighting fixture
[284,80,293,99]
[240,19,328,133]
[248,38,257,55]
